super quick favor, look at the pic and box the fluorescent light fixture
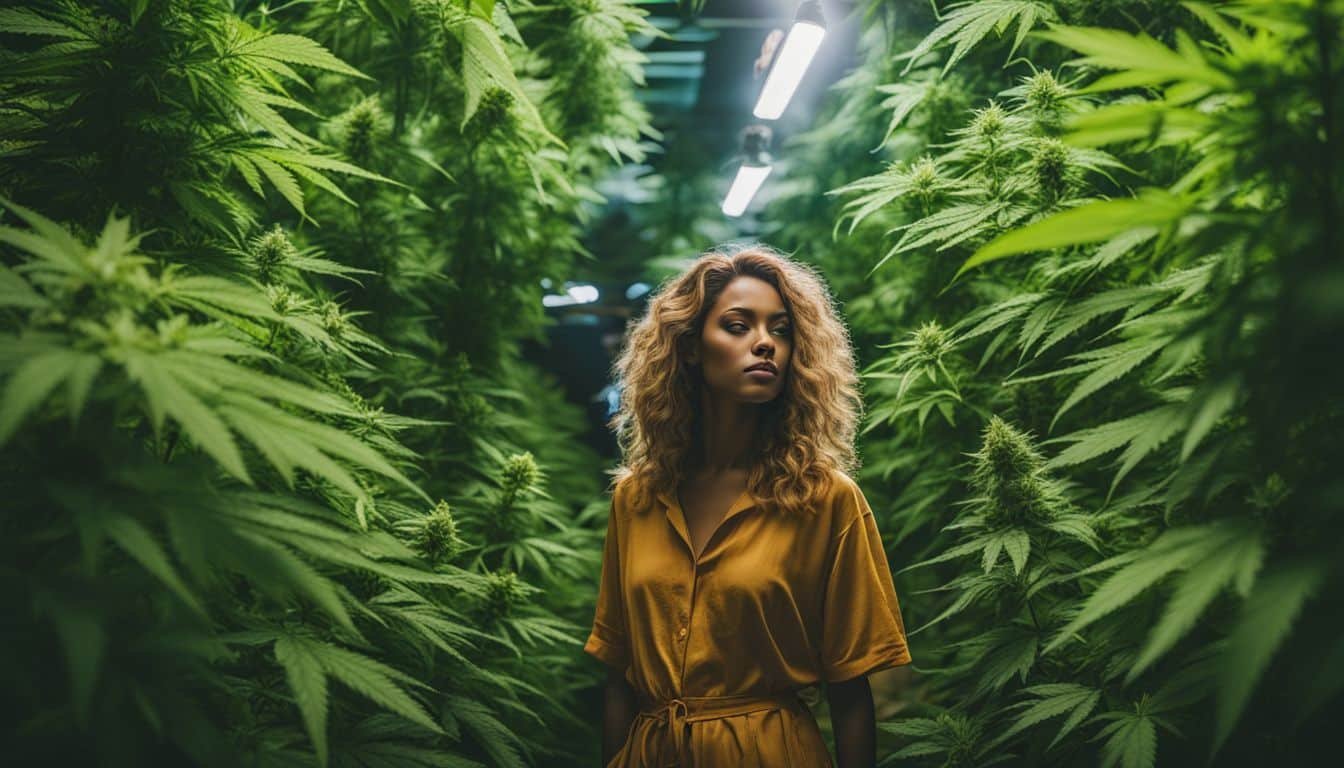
[566,283,600,304]
[542,282,600,307]
[723,125,774,218]
[752,2,826,120]
[721,163,772,217]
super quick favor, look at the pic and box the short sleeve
[820,481,913,683]
[583,487,630,669]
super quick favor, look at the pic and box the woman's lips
[745,369,778,381]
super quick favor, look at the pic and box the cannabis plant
[2,1,654,765]
[759,0,1344,765]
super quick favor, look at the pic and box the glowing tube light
[721,163,772,218]
[752,3,826,121]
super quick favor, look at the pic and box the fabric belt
[633,690,802,767]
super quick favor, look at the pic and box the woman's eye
[725,322,789,335]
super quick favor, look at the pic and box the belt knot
[635,690,801,767]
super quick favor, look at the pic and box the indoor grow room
[1,1,1341,766]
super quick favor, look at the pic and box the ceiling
[595,0,864,207]
[531,3,867,445]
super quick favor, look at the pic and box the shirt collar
[656,484,760,559]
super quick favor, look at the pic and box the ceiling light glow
[721,163,772,217]
[752,19,826,120]
[566,284,600,304]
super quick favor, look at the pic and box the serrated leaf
[992,684,1098,748]
[275,635,330,767]
[1003,528,1031,575]
[459,16,563,147]
[310,641,444,733]
[123,352,251,483]
[1046,523,1242,653]
[1128,525,1263,681]
[1036,25,1231,90]
[1095,710,1157,768]
[1051,339,1166,429]
[0,348,98,443]
[1213,560,1325,755]
[102,515,206,617]
[40,596,104,726]
[250,154,307,217]
[958,189,1188,278]
[1048,404,1184,470]
[446,694,527,768]
[0,264,49,309]
[900,2,1055,75]
[874,80,931,149]
[232,530,354,631]
[1182,376,1239,459]
[237,33,369,79]
[0,8,87,39]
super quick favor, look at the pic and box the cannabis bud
[908,156,940,209]
[1031,138,1072,204]
[416,500,466,563]
[352,401,387,437]
[341,96,385,162]
[971,416,1063,527]
[320,300,348,339]
[465,87,516,141]
[1024,70,1067,130]
[501,451,540,496]
[248,224,297,282]
[970,102,1007,142]
[267,284,297,314]
[484,568,525,620]
[912,320,953,366]
[977,417,1042,484]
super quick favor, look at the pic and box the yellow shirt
[584,469,913,767]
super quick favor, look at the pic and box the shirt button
[677,626,688,639]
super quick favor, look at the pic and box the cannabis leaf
[901,1,1057,75]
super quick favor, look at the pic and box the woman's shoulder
[819,466,861,501]
[816,467,871,528]
[606,470,652,514]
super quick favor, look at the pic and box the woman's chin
[739,389,782,404]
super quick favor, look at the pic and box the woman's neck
[690,393,762,475]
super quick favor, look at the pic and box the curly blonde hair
[609,244,862,517]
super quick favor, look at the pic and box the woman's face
[689,275,793,404]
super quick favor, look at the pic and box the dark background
[524,0,863,459]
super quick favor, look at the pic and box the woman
[584,245,912,767]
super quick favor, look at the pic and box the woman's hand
[600,666,637,766]
[827,674,876,768]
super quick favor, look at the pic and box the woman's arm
[600,665,637,766]
[827,674,876,768]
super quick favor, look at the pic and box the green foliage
[1,0,647,764]
[8,0,1344,764]
[762,0,1344,764]
[901,1,1058,75]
